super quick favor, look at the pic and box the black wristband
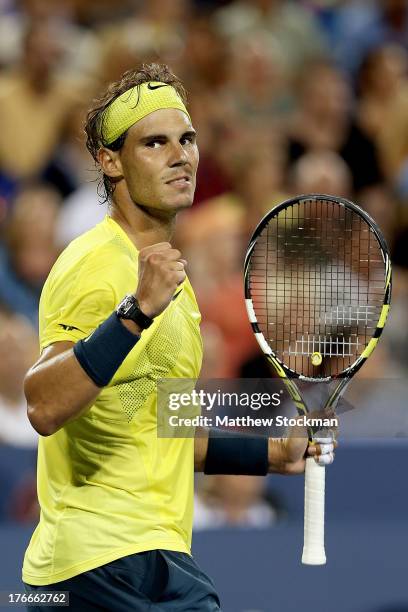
[204,429,269,476]
[73,312,140,387]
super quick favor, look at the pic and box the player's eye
[145,139,164,148]
[180,134,195,145]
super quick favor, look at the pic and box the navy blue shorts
[24,550,221,611]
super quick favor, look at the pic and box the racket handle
[302,456,326,565]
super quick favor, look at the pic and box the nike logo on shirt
[58,324,81,332]
[172,289,183,301]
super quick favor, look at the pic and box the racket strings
[249,198,386,377]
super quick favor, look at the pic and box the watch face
[118,296,136,318]
[117,295,153,328]
[122,299,134,315]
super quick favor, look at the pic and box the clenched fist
[134,242,187,319]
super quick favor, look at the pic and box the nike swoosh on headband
[147,83,167,90]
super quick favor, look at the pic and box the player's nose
[168,140,188,166]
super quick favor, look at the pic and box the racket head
[244,193,391,382]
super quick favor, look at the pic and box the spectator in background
[0,20,86,198]
[177,198,244,299]
[45,100,99,198]
[335,0,408,79]
[288,60,351,156]
[53,101,106,246]
[228,141,289,235]
[287,60,384,194]
[0,307,39,523]
[378,81,408,201]
[191,126,288,231]
[290,150,396,253]
[0,0,68,69]
[96,0,192,86]
[56,182,105,248]
[355,43,407,146]
[0,308,38,448]
[0,184,61,326]
[291,150,353,198]
[68,0,134,28]
[213,0,327,78]
[180,10,229,90]
[194,474,278,530]
[0,0,101,79]
[219,32,293,123]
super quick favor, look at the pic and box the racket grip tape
[302,456,326,565]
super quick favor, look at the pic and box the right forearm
[25,348,101,436]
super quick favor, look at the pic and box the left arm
[194,424,335,475]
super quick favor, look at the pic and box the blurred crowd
[1,0,408,526]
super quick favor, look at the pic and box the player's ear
[97,147,123,179]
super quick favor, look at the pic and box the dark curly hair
[84,63,187,204]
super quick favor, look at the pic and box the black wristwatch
[116,295,154,329]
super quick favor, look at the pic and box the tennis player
[22,63,335,611]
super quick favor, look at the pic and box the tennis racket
[244,194,391,565]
